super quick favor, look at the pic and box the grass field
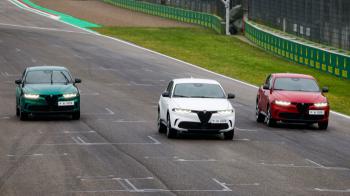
[94,27,350,115]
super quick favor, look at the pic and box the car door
[160,81,173,120]
[260,75,273,113]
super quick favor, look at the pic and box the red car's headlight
[314,102,328,108]
[274,100,291,106]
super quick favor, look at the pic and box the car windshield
[274,77,320,92]
[25,70,72,84]
[173,83,225,98]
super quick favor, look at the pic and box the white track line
[259,162,350,171]
[105,108,115,115]
[232,138,250,141]
[76,136,87,144]
[236,128,258,132]
[71,137,80,144]
[63,130,96,134]
[7,153,68,157]
[9,0,350,120]
[123,179,141,192]
[113,120,148,123]
[8,0,59,19]
[305,159,325,168]
[0,22,89,34]
[313,188,350,193]
[147,136,161,144]
[212,178,232,191]
[77,175,114,179]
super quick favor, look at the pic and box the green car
[15,66,81,120]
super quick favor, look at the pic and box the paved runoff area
[31,0,195,27]
[0,0,350,195]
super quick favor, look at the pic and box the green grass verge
[93,27,350,116]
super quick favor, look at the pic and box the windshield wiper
[191,96,212,98]
[60,71,70,85]
[50,71,53,85]
[173,95,190,98]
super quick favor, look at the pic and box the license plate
[211,119,227,123]
[58,101,74,106]
[309,110,325,115]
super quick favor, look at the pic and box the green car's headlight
[63,93,77,99]
[24,94,40,99]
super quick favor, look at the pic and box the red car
[256,73,329,130]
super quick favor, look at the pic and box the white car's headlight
[173,108,192,113]
[217,109,234,115]
[24,94,39,99]
[314,102,328,108]
[63,93,77,99]
[275,100,291,106]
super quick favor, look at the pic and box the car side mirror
[74,78,82,84]
[227,93,235,99]
[162,91,170,97]
[15,79,22,85]
[263,84,269,90]
[322,87,329,93]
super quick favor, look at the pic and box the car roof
[272,73,315,79]
[26,66,68,71]
[172,78,221,85]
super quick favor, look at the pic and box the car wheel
[265,106,276,127]
[72,111,80,120]
[16,106,20,117]
[166,114,177,139]
[318,121,328,130]
[157,110,166,133]
[19,109,28,121]
[223,129,234,140]
[256,102,264,123]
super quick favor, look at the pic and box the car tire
[157,110,166,133]
[72,111,80,120]
[265,106,276,127]
[256,102,264,123]
[19,109,28,121]
[16,106,20,117]
[223,129,234,140]
[318,121,328,130]
[166,114,177,139]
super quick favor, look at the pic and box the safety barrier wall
[245,21,350,80]
[103,0,223,34]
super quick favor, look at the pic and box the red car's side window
[264,74,273,89]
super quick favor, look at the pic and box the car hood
[23,84,78,95]
[272,90,327,103]
[172,98,232,111]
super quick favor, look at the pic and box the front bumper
[170,111,235,133]
[271,103,329,123]
[20,95,80,114]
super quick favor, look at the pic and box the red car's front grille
[279,112,324,121]
[293,103,312,113]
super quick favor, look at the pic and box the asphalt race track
[0,1,350,195]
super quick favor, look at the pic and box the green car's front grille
[27,105,76,112]
[40,95,62,106]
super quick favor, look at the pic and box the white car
[158,78,236,139]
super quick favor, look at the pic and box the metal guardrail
[245,21,350,80]
[103,0,224,34]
